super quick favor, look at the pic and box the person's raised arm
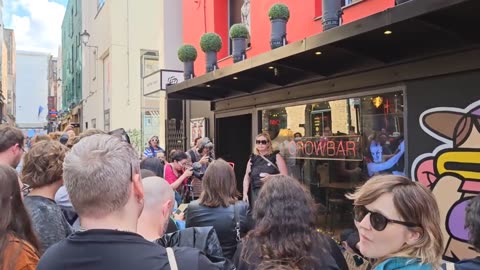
[276,153,289,176]
[242,159,252,203]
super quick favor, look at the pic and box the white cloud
[5,0,66,56]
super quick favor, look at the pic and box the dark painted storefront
[168,0,480,261]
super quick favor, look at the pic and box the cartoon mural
[412,100,480,261]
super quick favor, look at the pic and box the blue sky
[3,0,68,56]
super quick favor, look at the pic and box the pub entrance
[215,113,252,194]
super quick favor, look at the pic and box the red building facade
[182,0,395,76]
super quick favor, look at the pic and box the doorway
[215,114,252,194]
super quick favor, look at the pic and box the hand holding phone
[174,203,188,215]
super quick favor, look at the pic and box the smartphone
[175,203,188,215]
[71,123,80,128]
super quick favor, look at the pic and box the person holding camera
[164,151,193,205]
[187,137,214,167]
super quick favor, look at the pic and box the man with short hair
[0,124,25,168]
[38,134,217,270]
[137,176,177,241]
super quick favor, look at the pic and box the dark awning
[167,0,480,101]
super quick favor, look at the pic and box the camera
[197,137,214,154]
[190,162,204,180]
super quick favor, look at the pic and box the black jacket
[37,229,218,270]
[186,200,251,259]
[155,226,234,270]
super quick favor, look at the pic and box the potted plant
[229,23,249,63]
[177,44,197,80]
[322,0,342,31]
[268,3,290,49]
[200,32,222,72]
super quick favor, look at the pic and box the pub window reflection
[260,91,405,234]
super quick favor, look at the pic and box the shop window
[260,91,405,231]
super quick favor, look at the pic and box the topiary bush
[229,23,249,39]
[200,32,222,53]
[177,44,198,62]
[268,3,290,21]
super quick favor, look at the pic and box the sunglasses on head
[255,140,268,145]
[353,205,419,231]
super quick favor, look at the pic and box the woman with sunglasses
[143,135,165,158]
[0,164,40,270]
[242,132,288,207]
[347,175,443,270]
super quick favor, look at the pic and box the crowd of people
[0,124,479,269]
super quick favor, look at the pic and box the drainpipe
[322,0,342,31]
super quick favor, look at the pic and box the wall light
[315,51,322,55]
[384,30,393,35]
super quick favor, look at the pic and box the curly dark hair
[257,261,296,270]
[466,194,480,251]
[241,175,322,269]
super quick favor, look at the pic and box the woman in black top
[234,175,348,270]
[186,159,251,259]
[242,132,288,207]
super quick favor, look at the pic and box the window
[91,118,96,129]
[71,44,74,71]
[70,9,74,36]
[228,0,251,53]
[104,110,110,132]
[103,55,111,110]
[342,0,361,7]
[259,91,405,230]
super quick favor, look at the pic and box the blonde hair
[347,175,443,268]
[255,132,273,155]
[48,131,63,141]
[31,134,51,145]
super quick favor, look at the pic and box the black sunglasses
[353,205,419,231]
[255,140,268,145]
